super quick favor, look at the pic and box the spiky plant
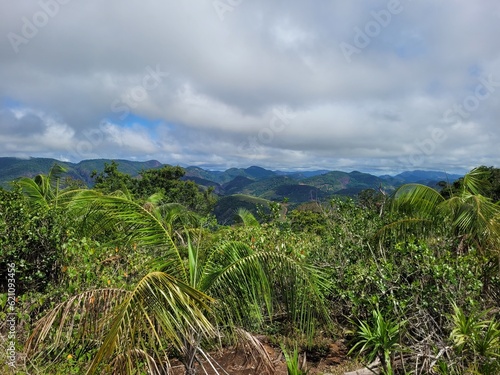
[348,309,406,375]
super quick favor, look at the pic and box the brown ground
[170,339,358,375]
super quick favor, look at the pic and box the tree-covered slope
[0,157,162,187]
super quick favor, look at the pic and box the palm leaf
[86,271,215,375]
[16,176,50,208]
[444,194,500,250]
[26,288,129,357]
[202,242,330,337]
[68,190,188,282]
[376,217,435,243]
[15,163,68,208]
[391,183,445,218]
[461,167,490,196]
[236,208,260,227]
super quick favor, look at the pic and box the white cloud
[0,0,499,173]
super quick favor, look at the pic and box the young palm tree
[381,168,500,255]
[27,190,329,374]
[16,163,68,208]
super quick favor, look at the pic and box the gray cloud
[1,0,500,173]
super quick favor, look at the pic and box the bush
[0,188,67,293]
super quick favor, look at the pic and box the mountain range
[0,157,463,220]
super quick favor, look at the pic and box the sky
[1,0,500,174]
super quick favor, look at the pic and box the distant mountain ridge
[0,157,463,203]
[387,170,462,185]
[0,157,162,187]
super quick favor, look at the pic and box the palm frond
[26,288,129,357]
[203,242,330,337]
[236,208,260,227]
[444,194,500,250]
[376,217,435,243]
[68,190,188,281]
[381,183,447,244]
[391,183,444,218]
[86,272,215,375]
[15,164,68,208]
[462,167,490,196]
[16,177,50,208]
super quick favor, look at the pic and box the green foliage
[257,201,282,223]
[61,238,142,293]
[281,344,309,375]
[331,239,485,328]
[0,187,67,293]
[385,167,500,255]
[2,164,498,374]
[91,162,215,214]
[289,209,327,235]
[26,189,330,374]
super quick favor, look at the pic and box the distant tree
[90,160,133,194]
[60,175,87,190]
[134,165,185,196]
[91,162,215,214]
[133,165,216,215]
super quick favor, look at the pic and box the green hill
[236,176,298,197]
[0,157,162,187]
[184,166,277,185]
[302,170,395,196]
[222,176,254,195]
[213,194,273,225]
[222,171,394,203]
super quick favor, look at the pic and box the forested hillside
[0,157,162,187]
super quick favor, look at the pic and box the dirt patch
[170,339,351,375]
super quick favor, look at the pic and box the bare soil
[170,339,353,375]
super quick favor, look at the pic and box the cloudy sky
[1,1,500,174]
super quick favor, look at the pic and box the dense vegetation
[1,162,499,374]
